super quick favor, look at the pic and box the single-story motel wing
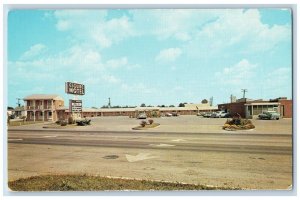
[12,94,292,122]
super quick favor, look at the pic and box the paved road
[7,129,293,190]
[8,130,292,155]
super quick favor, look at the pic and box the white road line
[172,139,186,142]
[43,136,57,138]
[8,139,23,141]
[149,143,175,147]
[125,153,157,162]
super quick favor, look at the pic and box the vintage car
[258,111,280,120]
[203,112,212,118]
[137,113,147,119]
[215,111,228,118]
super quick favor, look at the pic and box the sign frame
[69,99,82,112]
[65,82,85,95]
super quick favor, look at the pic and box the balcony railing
[26,106,36,110]
[44,105,52,109]
[26,105,52,110]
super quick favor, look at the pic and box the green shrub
[68,117,74,124]
[223,118,255,130]
[140,121,147,127]
[61,121,67,126]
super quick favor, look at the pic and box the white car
[165,113,173,117]
[215,111,228,118]
[137,113,147,119]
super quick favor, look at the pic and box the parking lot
[9,115,293,135]
[7,115,293,190]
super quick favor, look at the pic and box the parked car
[223,113,232,118]
[171,112,179,116]
[165,112,173,117]
[210,112,218,118]
[258,111,280,120]
[137,113,147,119]
[203,112,212,118]
[215,111,228,118]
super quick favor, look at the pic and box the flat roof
[244,102,280,106]
[24,94,64,101]
[62,106,219,113]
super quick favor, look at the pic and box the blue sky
[7,9,292,108]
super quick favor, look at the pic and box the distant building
[184,102,218,112]
[22,94,219,120]
[14,106,26,118]
[218,97,292,118]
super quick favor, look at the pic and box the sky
[7,8,292,108]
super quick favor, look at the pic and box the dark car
[171,112,179,116]
[223,113,231,118]
[258,111,280,120]
[203,112,212,118]
[210,112,217,118]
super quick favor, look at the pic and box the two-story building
[24,94,65,122]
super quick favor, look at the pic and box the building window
[49,112,52,116]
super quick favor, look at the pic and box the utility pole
[108,97,111,108]
[16,98,22,107]
[241,89,248,98]
[209,97,213,106]
[230,94,236,103]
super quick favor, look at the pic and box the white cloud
[20,44,47,60]
[130,9,220,41]
[215,59,257,86]
[53,10,135,48]
[9,44,144,92]
[121,83,158,94]
[264,67,291,89]
[191,9,291,54]
[105,57,128,69]
[101,74,120,84]
[155,48,182,62]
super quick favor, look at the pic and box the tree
[91,107,98,109]
[178,103,185,107]
[201,99,208,104]
[140,103,146,107]
[169,105,175,107]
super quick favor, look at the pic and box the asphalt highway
[8,130,292,155]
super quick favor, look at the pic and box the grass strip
[8,174,240,191]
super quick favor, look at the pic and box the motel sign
[69,100,82,112]
[65,82,85,95]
